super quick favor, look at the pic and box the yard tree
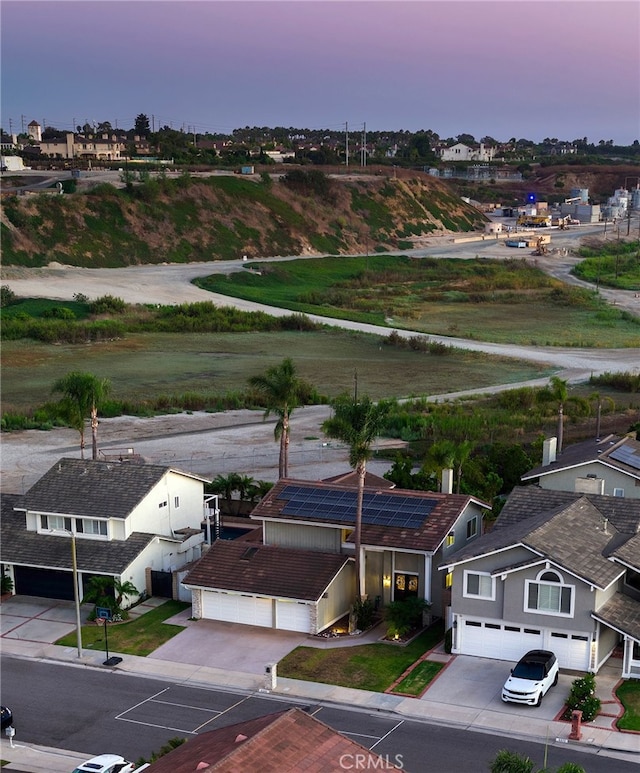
[322,393,389,600]
[248,358,312,479]
[52,371,111,460]
[134,113,150,136]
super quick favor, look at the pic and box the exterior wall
[316,562,355,631]
[537,463,638,498]
[596,621,620,669]
[594,578,622,610]
[364,550,384,604]
[263,521,341,552]
[124,473,204,538]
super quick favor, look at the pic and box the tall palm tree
[248,358,311,479]
[52,371,111,460]
[322,393,389,600]
[589,391,615,440]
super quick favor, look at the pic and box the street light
[69,531,83,658]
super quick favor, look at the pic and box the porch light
[383,575,391,588]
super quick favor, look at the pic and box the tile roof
[522,434,640,482]
[1,494,153,573]
[593,592,640,641]
[183,541,351,601]
[250,478,488,553]
[17,457,206,520]
[443,494,633,589]
[144,707,403,773]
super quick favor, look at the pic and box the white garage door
[202,591,273,628]
[275,600,312,633]
[546,631,590,670]
[459,619,544,661]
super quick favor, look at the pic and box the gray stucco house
[441,487,640,679]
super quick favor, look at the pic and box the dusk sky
[2,1,639,144]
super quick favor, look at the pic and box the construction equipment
[533,237,548,256]
[516,214,551,228]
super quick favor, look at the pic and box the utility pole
[21,114,25,133]
[152,114,155,133]
[345,121,349,168]
[362,122,367,167]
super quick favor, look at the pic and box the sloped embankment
[0,173,487,268]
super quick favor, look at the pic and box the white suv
[502,650,559,706]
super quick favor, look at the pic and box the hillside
[0,173,487,268]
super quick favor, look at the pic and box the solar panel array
[280,485,438,528]
[609,444,640,471]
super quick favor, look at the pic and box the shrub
[490,749,534,773]
[565,672,601,722]
[1,285,17,307]
[385,597,430,639]
[352,597,377,631]
[89,294,127,314]
[1,573,14,594]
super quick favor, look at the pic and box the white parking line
[114,687,170,720]
[369,719,405,750]
[193,695,252,733]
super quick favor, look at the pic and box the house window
[463,571,495,600]
[466,517,478,540]
[79,519,107,536]
[41,515,72,532]
[446,532,455,547]
[174,496,180,508]
[525,570,574,617]
[613,488,624,497]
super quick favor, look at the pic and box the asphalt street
[1,656,636,772]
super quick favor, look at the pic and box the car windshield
[512,661,545,680]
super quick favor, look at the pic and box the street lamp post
[70,532,83,658]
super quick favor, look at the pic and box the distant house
[439,142,496,162]
[522,434,640,499]
[143,707,403,772]
[184,475,490,634]
[0,458,210,603]
[38,132,126,161]
[27,120,42,142]
[441,486,640,678]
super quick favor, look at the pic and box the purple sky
[2,1,639,144]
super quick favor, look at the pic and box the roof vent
[234,734,248,744]
[241,547,259,561]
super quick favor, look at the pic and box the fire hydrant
[569,709,583,741]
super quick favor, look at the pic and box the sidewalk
[1,634,639,771]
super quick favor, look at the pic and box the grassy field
[1,329,553,414]
[195,255,640,347]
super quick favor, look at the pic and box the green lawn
[391,659,444,696]
[278,621,444,693]
[55,600,189,657]
[616,680,640,731]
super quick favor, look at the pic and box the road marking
[369,719,405,750]
[114,687,170,719]
[150,698,223,714]
[116,715,199,734]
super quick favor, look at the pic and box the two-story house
[0,458,210,605]
[184,475,490,634]
[521,434,640,499]
[441,487,640,679]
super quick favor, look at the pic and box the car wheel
[553,672,558,686]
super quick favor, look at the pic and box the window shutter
[561,586,572,614]
[528,583,538,609]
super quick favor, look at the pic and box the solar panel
[280,485,438,528]
[609,445,640,471]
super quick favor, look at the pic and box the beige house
[38,132,126,161]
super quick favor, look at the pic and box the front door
[394,573,419,601]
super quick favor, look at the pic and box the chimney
[441,468,454,495]
[542,437,557,466]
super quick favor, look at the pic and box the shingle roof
[497,486,640,534]
[593,592,640,641]
[17,457,206,520]
[250,478,488,553]
[1,494,153,573]
[522,434,640,482]
[612,531,640,571]
[183,541,350,601]
[442,494,633,589]
[321,470,395,488]
[144,708,403,773]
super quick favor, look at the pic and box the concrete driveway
[148,609,307,675]
[423,654,572,723]
[0,596,93,644]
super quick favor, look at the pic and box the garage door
[459,619,544,661]
[546,631,590,670]
[13,567,74,600]
[275,600,312,633]
[202,591,273,627]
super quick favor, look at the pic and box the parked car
[72,754,136,773]
[501,649,559,706]
[1,705,13,730]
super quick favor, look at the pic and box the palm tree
[589,392,615,439]
[248,358,311,479]
[548,376,568,454]
[322,393,389,600]
[52,371,111,460]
